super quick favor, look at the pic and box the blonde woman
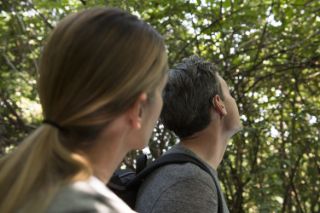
[0,8,168,212]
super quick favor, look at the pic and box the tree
[1,0,319,212]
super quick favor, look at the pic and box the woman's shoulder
[47,177,136,213]
[47,179,109,213]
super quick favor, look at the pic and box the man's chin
[229,124,243,138]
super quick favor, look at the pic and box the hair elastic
[43,119,64,131]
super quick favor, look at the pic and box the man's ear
[127,93,148,129]
[212,95,227,117]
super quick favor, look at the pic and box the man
[135,55,242,213]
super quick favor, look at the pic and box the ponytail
[0,125,92,212]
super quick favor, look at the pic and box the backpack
[107,152,223,212]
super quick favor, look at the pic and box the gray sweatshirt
[135,144,229,213]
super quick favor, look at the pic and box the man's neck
[180,123,228,170]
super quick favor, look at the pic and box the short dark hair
[160,55,224,138]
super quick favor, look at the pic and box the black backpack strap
[130,153,223,213]
[136,154,148,174]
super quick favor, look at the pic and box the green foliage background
[0,0,319,212]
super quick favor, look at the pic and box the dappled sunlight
[1,0,319,212]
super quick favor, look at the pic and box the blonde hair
[0,8,167,212]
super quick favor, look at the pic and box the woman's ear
[212,95,227,117]
[128,93,148,129]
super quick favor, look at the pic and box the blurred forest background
[0,0,319,212]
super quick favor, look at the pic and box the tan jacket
[47,177,136,213]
